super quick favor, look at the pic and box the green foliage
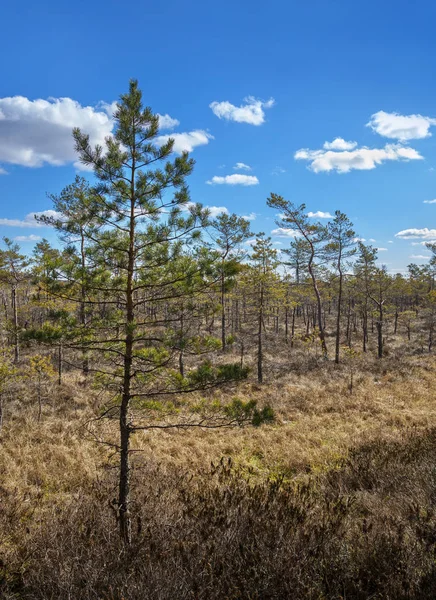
[224,397,275,426]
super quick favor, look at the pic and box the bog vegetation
[0,81,435,599]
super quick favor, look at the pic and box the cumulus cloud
[295,143,422,173]
[156,130,213,154]
[395,228,436,240]
[271,227,302,238]
[207,206,229,217]
[377,247,388,251]
[0,95,114,169]
[241,212,257,221]
[0,94,207,171]
[206,174,259,186]
[14,234,42,242]
[307,211,333,218]
[233,162,251,171]
[0,210,62,228]
[209,96,275,125]
[410,254,431,260]
[323,138,357,151]
[424,199,436,204]
[157,113,179,130]
[367,111,436,141]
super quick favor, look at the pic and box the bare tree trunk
[221,269,226,351]
[335,262,343,364]
[308,258,328,357]
[377,304,383,359]
[58,343,63,386]
[12,286,19,364]
[118,179,136,546]
[257,285,264,384]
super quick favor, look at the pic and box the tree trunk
[257,285,264,384]
[308,258,328,357]
[335,264,343,364]
[377,304,383,359]
[118,179,136,546]
[12,286,19,364]
[221,269,226,351]
[58,343,63,386]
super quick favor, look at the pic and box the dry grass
[0,346,435,598]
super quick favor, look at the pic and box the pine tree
[267,194,329,357]
[326,211,356,364]
[251,233,278,383]
[45,80,251,544]
[210,213,251,350]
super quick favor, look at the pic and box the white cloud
[395,228,436,240]
[410,254,431,260]
[0,167,7,175]
[0,95,114,169]
[377,247,388,251]
[207,206,229,217]
[272,166,286,175]
[0,95,208,171]
[157,113,179,130]
[209,96,275,126]
[206,174,259,186]
[323,138,357,151]
[307,210,333,219]
[183,202,228,218]
[369,238,377,242]
[0,210,61,228]
[388,240,394,243]
[424,199,436,204]
[367,111,436,141]
[14,234,42,242]
[271,227,302,238]
[156,130,213,154]
[241,212,257,221]
[353,237,366,243]
[295,143,422,173]
[233,162,251,171]
[245,238,257,246]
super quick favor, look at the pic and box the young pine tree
[46,80,251,545]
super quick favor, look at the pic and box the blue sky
[1,0,435,270]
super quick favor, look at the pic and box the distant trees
[326,211,356,364]
[0,238,29,363]
[267,195,329,357]
[210,213,251,351]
